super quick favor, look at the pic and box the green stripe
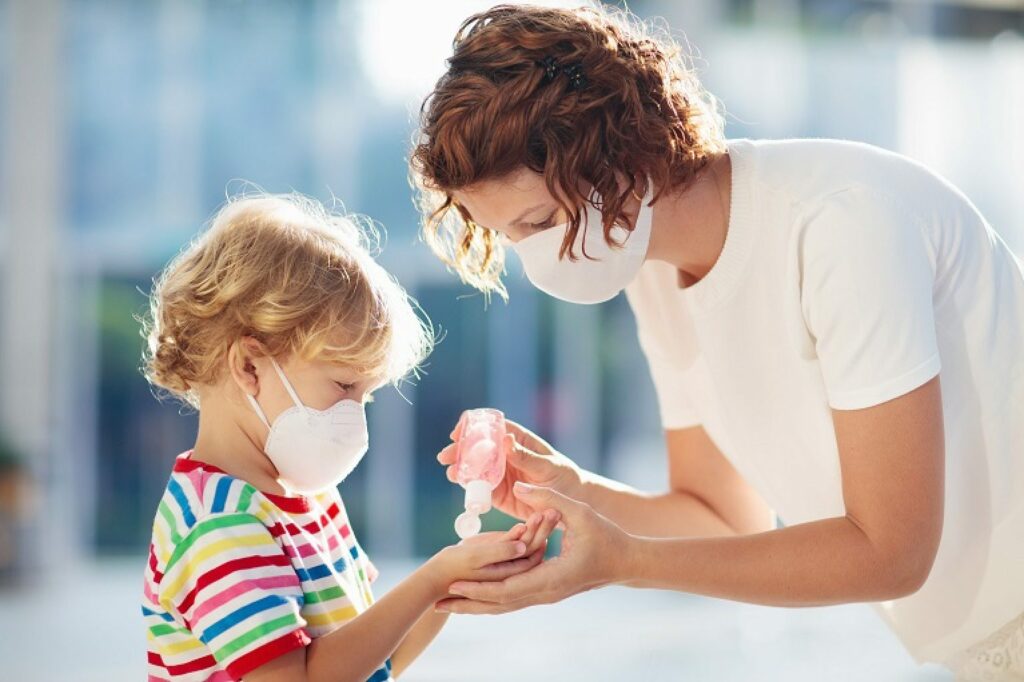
[165,513,263,573]
[303,585,345,605]
[149,622,190,638]
[213,613,299,660]
[236,483,255,512]
[158,500,182,545]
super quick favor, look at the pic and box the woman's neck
[646,153,732,287]
[192,393,290,496]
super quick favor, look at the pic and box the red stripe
[148,650,218,675]
[172,451,313,513]
[177,553,292,615]
[224,629,311,679]
[148,546,164,582]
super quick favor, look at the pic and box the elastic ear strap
[246,393,271,429]
[269,356,308,413]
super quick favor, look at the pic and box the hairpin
[537,55,560,82]
[562,63,587,91]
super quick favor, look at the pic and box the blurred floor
[0,558,953,681]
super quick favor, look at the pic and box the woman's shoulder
[734,137,961,211]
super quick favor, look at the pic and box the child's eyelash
[335,381,356,391]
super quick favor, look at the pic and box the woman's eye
[527,211,557,230]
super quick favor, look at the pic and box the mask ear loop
[246,393,272,430]
[244,356,309,431]
[268,356,310,415]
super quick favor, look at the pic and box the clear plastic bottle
[452,408,507,539]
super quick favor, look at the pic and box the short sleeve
[800,187,941,410]
[159,513,310,679]
[635,327,702,430]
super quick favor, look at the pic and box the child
[140,194,559,681]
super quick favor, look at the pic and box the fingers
[437,443,456,465]
[435,596,532,615]
[518,512,542,548]
[504,419,554,455]
[504,523,527,541]
[466,539,527,567]
[529,509,560,554]
[518,509,560,555]
[505,435,555,478]
[471,547,544,582]
[449,410,468,441]
[459,525,525,546]
[449,561,555,604]
[512,482,586,520]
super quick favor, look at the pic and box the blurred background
[1,0,1022,679]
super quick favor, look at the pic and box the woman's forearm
[621,515,929,607]
[578,472,737,538]
[306,564,439,682]
[390,610,450,678]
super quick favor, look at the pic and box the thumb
[505,434,553,477]
[511,481,586,519]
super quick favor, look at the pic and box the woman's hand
[435,482,633,614]
[422,509,562,600]
[438,417,586,521]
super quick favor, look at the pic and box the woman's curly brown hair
[411,2,725,298]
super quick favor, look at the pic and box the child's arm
[389,510,558,677]
[246,515,557,682]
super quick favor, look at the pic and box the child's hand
[423,509,561,600]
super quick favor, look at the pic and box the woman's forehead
[454,170,554,228]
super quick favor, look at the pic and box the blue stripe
[141,606,175,622]
[367,664,391,682]
[349,546,359,560]
[295,563,332,582]
[201,594,290,642]
[211,477,232,514]
[167,478,196,527]
[293,555,351,583]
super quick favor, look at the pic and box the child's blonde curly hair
[141,193,433,408]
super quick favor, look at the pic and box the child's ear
[228,336,266,396]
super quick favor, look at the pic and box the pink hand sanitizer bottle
[453,408,507,539]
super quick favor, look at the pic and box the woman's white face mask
[506,188,654,304]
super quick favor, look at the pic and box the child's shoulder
[152,453,271,545]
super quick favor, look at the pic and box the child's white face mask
[246,357,369,495]
[507,187,654,304]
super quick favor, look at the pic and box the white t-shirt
[624,138,1024,663]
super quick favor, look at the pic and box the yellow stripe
[162,533,278,598]
[158,635,206,656]
[256,500,277,522]
[304,605,359,628]
[152,521,172,564]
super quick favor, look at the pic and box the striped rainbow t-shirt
[142,452,391,681]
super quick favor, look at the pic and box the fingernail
[515,541,527,555]
[513,481,536,494]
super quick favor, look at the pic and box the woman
[410,4,1024,680]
